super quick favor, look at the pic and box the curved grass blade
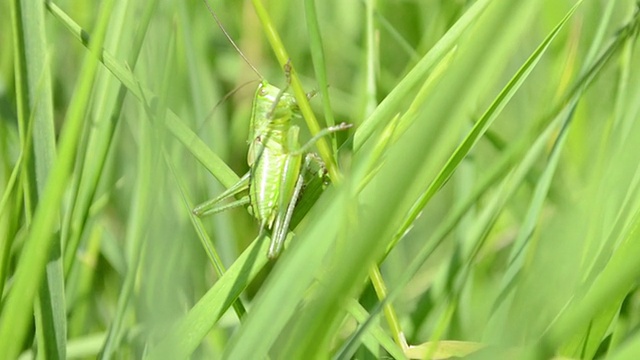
[0,0,116,358]
[388,0,584,251]
[353,0,492,152]
[144,229,278,359]
[336,1,585,357]
[251,0,342,182]
[46,1,240,190]
[61,0,160,280]
[12,0,63,357]
[98,21,179,360]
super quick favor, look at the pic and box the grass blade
[0,0,116,358]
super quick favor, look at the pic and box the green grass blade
[0,0,116,358]
[222,188,347,359]
[164,149,247,318]
[4,0,640,358]
[304,0,337,152]
[362,0,378,119]
[609,327,640,360]
[62,0,159,279]
[100,22,182,358]
[345,299,408,360]
[251,0,341,181]
[10,0,63,356]
[0,104,36,297]
[353,0,492,152]
[337,1,584,354]
[144,231,277,359]
[389,0,583,249]
[20,1,57,196]
[543,210,640,351]
[46,1,240,189]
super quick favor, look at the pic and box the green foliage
[1,0,640,358]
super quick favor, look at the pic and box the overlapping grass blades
[1,0,639,358]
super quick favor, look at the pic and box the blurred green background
[1,0,640,359]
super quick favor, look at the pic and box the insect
[194,2,351,259]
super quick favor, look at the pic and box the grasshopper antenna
[202,0,263,79]
[197,79,260,134]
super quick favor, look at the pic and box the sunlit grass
[1,0,640,359]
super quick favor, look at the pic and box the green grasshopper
[194,2,351,259]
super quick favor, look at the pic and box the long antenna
[202,0,263,79]
[198,79,259,133]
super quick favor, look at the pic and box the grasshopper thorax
[254,81,298,125]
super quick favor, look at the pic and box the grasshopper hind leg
[192,172,251,217]
[267,173,304,259]
[267,153,319,259]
